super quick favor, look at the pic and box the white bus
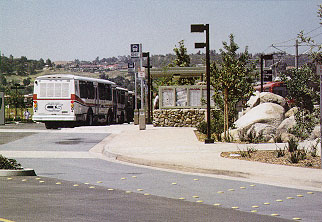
[32,74,121,129]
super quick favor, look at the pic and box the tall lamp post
[191,24,214,144]
[142,52,152,124]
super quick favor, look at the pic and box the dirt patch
[195,130,321,169]
[221,150,321,169]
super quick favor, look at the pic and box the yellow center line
[0,218,15,222]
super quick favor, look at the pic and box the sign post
[131,44,141,125]
[0,92,4,125]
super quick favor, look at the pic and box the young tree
[211,34,256,140]
[171,40,190,67]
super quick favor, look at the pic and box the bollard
[134,110,139,125]
[139,110,146,130]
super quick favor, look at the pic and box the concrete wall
[153,109,205,127]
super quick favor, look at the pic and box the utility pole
[295,39,299,70]
[260,55,264,92]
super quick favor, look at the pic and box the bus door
[94,83,99,116]
[113,88,117,121]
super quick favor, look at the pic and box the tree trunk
[224,88,229,141]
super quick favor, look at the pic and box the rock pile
[229,92,318,142]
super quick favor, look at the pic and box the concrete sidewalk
[92,124,322,192]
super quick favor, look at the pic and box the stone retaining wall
[153,109,205,127]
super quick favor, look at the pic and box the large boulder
[234,102,285,130]
[246,91,260,109]
[247,123,276,142]
[285,107,298,118]
[259,92,286,108]
[309,125,320,140]
[277,116,296,134]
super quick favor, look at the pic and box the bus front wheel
[86,110,94,126]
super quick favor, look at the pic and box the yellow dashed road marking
[179,197,185,200]
[251,210,257,213]
[271,214,279,216]
[73,184,79,187]
[296,195,303,197]
[132,176,137,178]
[213,203,221,206]
[264,202,270,205]
[232,206,239,209]
[307,192,314,194]
[293,218,302,220]
[137,189,143,191]
[192,196,199,198]
[217,191,224,194]
[252,206,259,208]
[276,199,283,202]
[96,181,102,184]
[287,197,294,199]
[89,186,95,189]
[108,188,114,191]
[196,200,203,203]
[7,178,12,180]
[172,183,177,185]
[228,189,235,191]
[55,182,62,185]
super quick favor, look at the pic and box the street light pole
[143,52,152,124]
[191,24,214,144]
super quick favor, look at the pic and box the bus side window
[75,80,80,97]
[106,85,112,101]
[79,81,88,98]
[87,82,95,99]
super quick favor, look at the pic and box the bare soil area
[195,130,321,169]
[221,150,321,169]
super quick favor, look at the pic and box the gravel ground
[221,150,321,169]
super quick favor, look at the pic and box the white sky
[1,0,322,61]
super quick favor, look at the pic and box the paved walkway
[92,124,322,192]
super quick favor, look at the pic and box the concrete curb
[0,168,36,176]
[103,149,250,178]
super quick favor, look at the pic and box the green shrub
[288,149,307,164]
[288,108,319,140]
[275,146,285,158]
[237,146,257,158]
[289,151,300,163]
[309,139,319,157]
[287,138,298,153]
[0,155,22,170]
[274,134,282,143]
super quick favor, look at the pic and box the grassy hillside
[6,68,129,85]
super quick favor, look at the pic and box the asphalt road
[0,123,320,221]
